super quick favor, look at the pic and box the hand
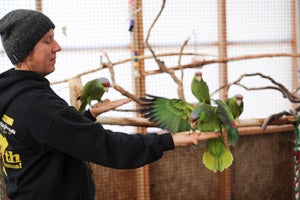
[171,131,221,147]
[89,98,132,118]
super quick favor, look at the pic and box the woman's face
[20,29,61,76]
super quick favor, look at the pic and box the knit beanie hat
[0,9,55,64]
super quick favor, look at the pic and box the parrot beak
[104,87,109,92]
[190,121,197,129]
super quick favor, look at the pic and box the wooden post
[128,1,150,200]
[68,78,83,109]
[217,0,231,200]
[291,1,299,200]
[292,0,299,109]
[35,0,42,12]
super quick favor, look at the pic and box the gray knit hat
[0,9,55,64]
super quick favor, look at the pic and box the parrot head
[194,71,203,82]
[189,106,206,129]
[235,94,243,106]
[98,77,111,92]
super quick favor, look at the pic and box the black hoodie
[0,68,174,200]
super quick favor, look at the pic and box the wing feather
[140,95,194,133]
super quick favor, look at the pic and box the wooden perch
[97,116,297,128]
[96,116,295,135]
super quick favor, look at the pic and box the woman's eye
[45,37,52,44]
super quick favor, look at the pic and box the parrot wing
[214,99,239,147]
[140,95,194,133]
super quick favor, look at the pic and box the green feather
[141,96,193,133]
[203,137,233,172]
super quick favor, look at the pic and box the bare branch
[51,53,300,85]
[261,111,291,131]
[144,0,186,99]
[101,51,142,103]
[145,53,300,75]
[211,72,300,103]
[177,37,190,100]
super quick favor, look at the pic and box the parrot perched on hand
[140,95,233,173]
[77,77,111,112]
[190,103,233,172]
[191,71,211,105]
[225,94,244,119]
[213,99,239,147]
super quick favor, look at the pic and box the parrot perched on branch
[225,94,244,120]
[140,95,233,173]
[191,71,211,105]
[77,77,111,112]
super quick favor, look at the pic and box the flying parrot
[77,77,111,112]
[140,95,233,173]
[225,94,244,120]
[213,99,239,147]
[191,71,211,105]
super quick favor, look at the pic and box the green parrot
[225,94,244,119]
[77,77,111,112]
[140,95,233,173]
[213,99,239,147]
[191,71,211,105]
[190,103,233,172]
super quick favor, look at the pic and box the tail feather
[227,128,239,147]
[202,138,233,172]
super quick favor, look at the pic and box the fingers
[189,131,221,141]
[93,98,131,108]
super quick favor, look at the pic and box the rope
[293,114,300,200]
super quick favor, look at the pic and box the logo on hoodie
[0,114,22,174]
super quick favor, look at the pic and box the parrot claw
[186,130,193,135]
[186,130,201,135]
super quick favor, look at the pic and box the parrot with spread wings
[191,71,239,146]
[140,95,234,172]
[77,77,111,112]
[225,94,244,120]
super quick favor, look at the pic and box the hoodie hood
[0,68,49,116]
